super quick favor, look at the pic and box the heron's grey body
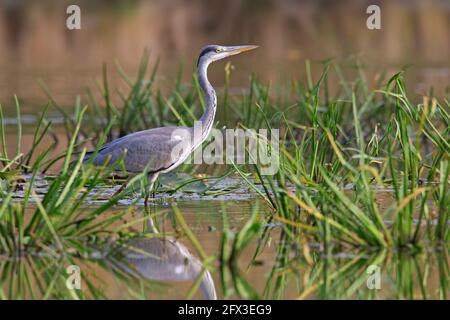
[85,126,192,174]
[83,45,257,198]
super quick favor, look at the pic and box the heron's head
[197,44,258,66]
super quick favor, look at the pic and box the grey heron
[84,45,258,204]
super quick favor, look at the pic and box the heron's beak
[227,45,259,56]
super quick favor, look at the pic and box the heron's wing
[85,126,192,173]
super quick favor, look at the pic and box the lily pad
[159,172,208,193]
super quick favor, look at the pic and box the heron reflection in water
[108,217,217,300]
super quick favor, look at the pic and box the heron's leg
[112,181,128,197]
[144,173,159,207]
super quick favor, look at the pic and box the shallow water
[1,173,448,300]
[1,201,447,300]
[90,210,447,300]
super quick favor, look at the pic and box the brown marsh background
[0,0,449,112]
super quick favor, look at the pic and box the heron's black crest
[197,45,219,66]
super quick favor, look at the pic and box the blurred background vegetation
[0,0,449,111]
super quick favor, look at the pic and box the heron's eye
[215,48,223,53]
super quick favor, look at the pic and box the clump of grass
[0,107,152,299]
[234,62,448,250]
[0,108,137,256]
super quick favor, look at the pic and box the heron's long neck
[197,58,217,142]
